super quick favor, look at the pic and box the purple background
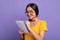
[0,0,60,40]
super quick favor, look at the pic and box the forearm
[29,28,43,40]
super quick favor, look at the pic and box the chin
[28,16,34,19]
[29,18,32,19]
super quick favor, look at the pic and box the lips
[28,16,32,19]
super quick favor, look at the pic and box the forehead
[27,7,34,11]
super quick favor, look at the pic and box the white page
[16,21,29,33]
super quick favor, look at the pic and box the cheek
[31,13,36,17]
[26,13,36,18]
[30,14,33,16]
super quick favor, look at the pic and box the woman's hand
[18,28,24,39]
[25,20,31,30]
[25,20,30,27]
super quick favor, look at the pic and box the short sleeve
[40,20,48,32]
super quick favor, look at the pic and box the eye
[29,10,33,13]
[26,10,33,14]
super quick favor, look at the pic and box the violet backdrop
[0,0,60,40]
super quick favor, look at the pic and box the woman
[19,3,48,40]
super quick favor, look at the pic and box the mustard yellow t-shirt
[24,20,48,40]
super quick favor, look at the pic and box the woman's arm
[26,21,45,40]
[18,28,24,39]
[28,26,45,40]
